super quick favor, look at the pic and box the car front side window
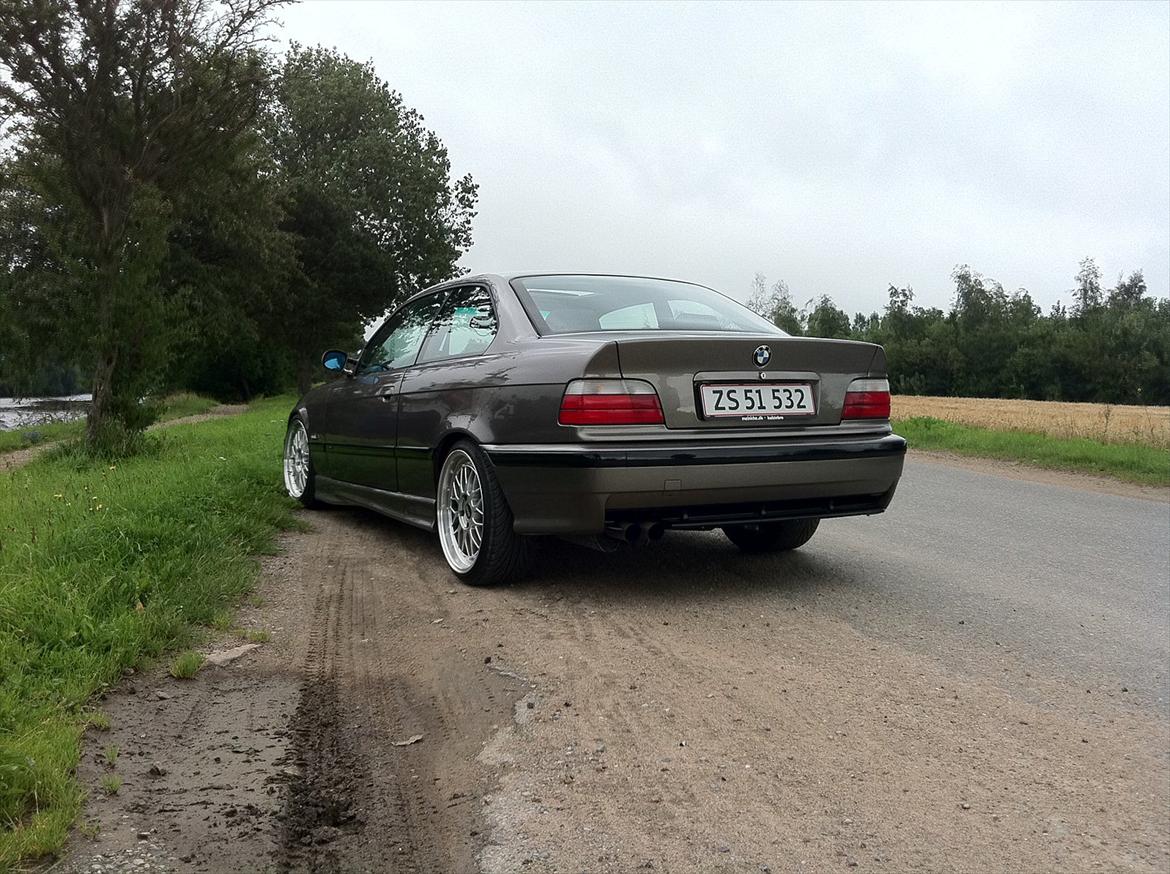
[359,292,447,373]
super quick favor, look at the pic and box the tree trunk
[86,349,118,448]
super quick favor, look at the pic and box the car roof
[406,272,718,306]
[423,272,713,289]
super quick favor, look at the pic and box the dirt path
[1,405,248,472]
[57,487,1169,873]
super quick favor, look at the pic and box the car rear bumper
[484,433,906,534]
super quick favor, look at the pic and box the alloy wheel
[283,420,310,499]
[438,449,484,573]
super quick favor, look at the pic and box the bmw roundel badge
[753,345,771,367]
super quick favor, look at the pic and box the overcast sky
[279,0,1169,315]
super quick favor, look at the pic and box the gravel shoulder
[55,460,1169,873]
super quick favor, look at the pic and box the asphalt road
[774,456,1170,711]
[63,453,1170,873]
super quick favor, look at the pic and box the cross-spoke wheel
[436,440,528,586]
[283,418,321,507]
[438,450,484,573]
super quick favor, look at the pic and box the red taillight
[842,378,891,419]
[558,379,665,426]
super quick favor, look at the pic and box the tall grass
[0,396,297,865]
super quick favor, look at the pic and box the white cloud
[279,0,1169,314]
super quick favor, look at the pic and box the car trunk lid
[614,334,881,429]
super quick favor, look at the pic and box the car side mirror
[321,350,349,372]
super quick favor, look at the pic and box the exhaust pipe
[597,521,663,546]
[562,534,622,553]
[563,522,647,552]
[601,522,643,545]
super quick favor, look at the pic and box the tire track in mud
[277,555,368,871]
[276,512,522,873]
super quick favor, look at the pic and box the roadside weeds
[0,396,296,866]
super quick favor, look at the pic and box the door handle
[379,394,393,402]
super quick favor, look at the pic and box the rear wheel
[437,440,529,586]
[283,418,322,508]
[722,518,820,553]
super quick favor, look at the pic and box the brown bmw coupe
[283,274,905,585]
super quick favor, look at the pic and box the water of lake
[0,395,91,430]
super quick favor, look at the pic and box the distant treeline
[748,259,1170,406]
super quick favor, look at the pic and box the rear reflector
[558,379,665,426]
[842,378,891,419]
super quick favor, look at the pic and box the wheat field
[892,395,1170,449]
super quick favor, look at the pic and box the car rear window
[511,275,787,336]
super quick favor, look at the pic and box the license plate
[699,383,816,419]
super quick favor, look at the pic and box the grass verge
[0,395,297,865]
[896,416,1170,486]
[0,393,221,455]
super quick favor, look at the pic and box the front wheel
[437,440,529,586]
[722,518,820,553]
[283,418,322,508]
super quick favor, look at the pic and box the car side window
[417,286,498,364]
[359,292,447,373]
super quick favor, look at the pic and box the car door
[396,285,501,499]
[323,291,448,491]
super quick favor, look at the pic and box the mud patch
[278,679,366,870]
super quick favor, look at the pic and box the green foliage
[0,0,282,454]
[758,260,1170,405]
[805,295,853,340]
[0,397,297,863]
[161,110,300,403]
[897,416,1170,485]
[265,45,479,391]
[169,652,205,680]
[1,37,481,411]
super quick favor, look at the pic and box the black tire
[283,417,324,509]
[437,439,530,587]
[722,518,820,553]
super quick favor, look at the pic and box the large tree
[267,45,479,392]
[0,0,281,452]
